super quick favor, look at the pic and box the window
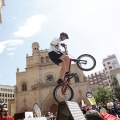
[46,74,54,82]
[22,82,27,91]
[109,66,112,69]
[46,56,49,62]
[5,99,7,103]
[41,57,44,63]
[5,93,7,97]
[90,82,93,84]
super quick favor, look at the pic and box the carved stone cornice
[39,82,57,88]
[31,83,39,90]
[31,82,57,90]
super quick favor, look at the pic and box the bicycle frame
[61,46,87,94]
[61,58,76,94]
[53,46,96,102]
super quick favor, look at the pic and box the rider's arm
[51,38,60,46]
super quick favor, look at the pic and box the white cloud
[0,39,24,54]
[8,53,15,56]
[36,0,57,4]
[12,17,16,19]
[13,15,47,38]
[6,48,16,51]
[8,40,24,46]
[0,44,5,54]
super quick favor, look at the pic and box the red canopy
[100,113,120,120]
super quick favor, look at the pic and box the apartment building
[87,70,109,93]
[0,84,15,108]
[102,54,120,91]
[102,54,120,80]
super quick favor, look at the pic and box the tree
[94,86,115,104]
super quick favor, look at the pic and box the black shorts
[48,51,63,65]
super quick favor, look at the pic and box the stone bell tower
[26,42,40,68]
[32,42,40,53]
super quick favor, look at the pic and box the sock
[65,72,70,75]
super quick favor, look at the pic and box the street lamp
[0,99,4,110]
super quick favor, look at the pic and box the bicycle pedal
[71,73,77,76]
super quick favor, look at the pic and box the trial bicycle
[53,46,96,102]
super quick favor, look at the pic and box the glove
[61,43,66,47]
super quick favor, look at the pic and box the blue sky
[1,0,120,86]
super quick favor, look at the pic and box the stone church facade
[13,42,90,115]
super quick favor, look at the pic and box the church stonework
[15,42,90,115]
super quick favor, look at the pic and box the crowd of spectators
[81,98,120,120]
[46,111,56,120]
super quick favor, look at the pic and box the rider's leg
[59,62,65,79]
[57,54,70,84]
[59,54,70,75]
[57,62,65,84]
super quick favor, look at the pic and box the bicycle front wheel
[53,84,74,103]
[76,54,96,71]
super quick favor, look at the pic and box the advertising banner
[33,103,41,117]
[86,92,96,105]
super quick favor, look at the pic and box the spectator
[0,107,14,120]
[118,108,120,118]
[107,98,116,116]
[114,98,119,115]
[50,113,55,120]
[92,105,99,112]
[81,106,87,114]
[85,110,103,120]
[47,112,51,120]
[100,102,107,114]
[98,103,102,112]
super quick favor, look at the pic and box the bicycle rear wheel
[76,54,96,71]
[53,84,74,103]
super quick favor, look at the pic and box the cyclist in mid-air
[48,32,72,84]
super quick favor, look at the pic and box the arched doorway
[50,103,57,115]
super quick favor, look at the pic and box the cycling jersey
[48,38,63,65]
[48,38,61,52]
